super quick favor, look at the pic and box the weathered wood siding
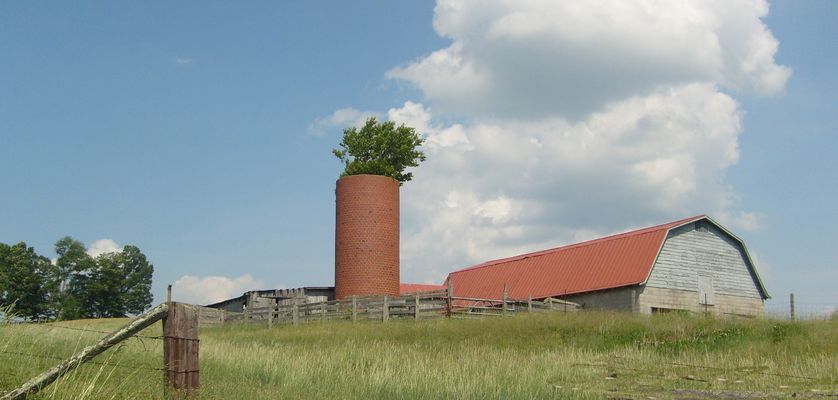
[638,286,764,317]
[561,286,637,312]
[646,222,762,299]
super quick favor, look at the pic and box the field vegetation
[1,311,836,399]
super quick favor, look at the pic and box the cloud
[307,107,381,136]
[321,1,790,284]
[387,0,790,119]
[171,274,265,305]
[716,211,765,232]
[395,85,752,280]
[86,239,122,258]
[174,57,194,65]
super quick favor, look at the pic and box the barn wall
[210,296,247,313]
[647,221,762,299]
[561,286,638,312]
[638,286,764,317]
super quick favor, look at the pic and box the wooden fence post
[163,302,199,399]
[320,302,326,322]
[167,284,172,303]
[502,283,508,315]
[292,303,299,326]
[1,304,169,400]
[267,304,273,328]
[446,280,454,317]
[351,296,357,323]
[527,295,532,313]
[790,293,796,321]
[382,296,389,322]
[414,294,420,321]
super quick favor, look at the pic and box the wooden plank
[414,294,420,320]
[1,303,170,400]
[502,283,508,315]
[447,280,454,317]
[163,302,199,398]
[351,296,357,323]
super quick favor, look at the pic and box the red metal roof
[447,215,705,300]
[400,283,446,295]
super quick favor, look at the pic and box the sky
[1,1,835,316]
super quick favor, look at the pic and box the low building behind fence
[196,289,580,327]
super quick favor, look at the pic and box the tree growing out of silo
[332,117,426,185]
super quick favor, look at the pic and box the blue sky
[1,1,835,315]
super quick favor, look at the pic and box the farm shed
[205,284,445,311]
[446,215,769,317]
[205,287,334,312]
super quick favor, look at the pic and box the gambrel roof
[446,215,769,301]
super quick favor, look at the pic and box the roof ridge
[452,214,705,274]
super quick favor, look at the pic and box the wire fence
[0,349,165,373]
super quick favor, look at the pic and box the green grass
[1,312,836,399]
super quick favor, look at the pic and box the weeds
[0,312,836,399]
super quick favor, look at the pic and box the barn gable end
[645,218,768,300]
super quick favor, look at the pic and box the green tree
[87,252,127,318]
[53,237,154,319]
[86,246,154,317]
[0,242,56,320]
[121,245,154,315]
[332,117,426,184]
[54,236,95,320]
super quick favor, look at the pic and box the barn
[446,215,769,317]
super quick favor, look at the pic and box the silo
[334,174,400,299]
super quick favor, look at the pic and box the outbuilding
[446,215,769,317]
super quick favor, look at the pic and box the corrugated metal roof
[400,283,446,295]
[447,215,705,300]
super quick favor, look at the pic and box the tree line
[0,237,153,321]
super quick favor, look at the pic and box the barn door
[698,275,715,305]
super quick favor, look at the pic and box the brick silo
[335,174,400,299]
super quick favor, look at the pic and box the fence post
[502,283,508,315]
[1,304,169,400]
[267,304,273,328]
[167,284,172,302]
[292,303,299,326]
[790,293,796,321]
[351,296,357,323]
[320,302,326,322]
[446,280,454,317]
[163,302,199,398]
[414,293,420,321]
[383,296,389,322]
[527,295,532,313]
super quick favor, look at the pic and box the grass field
[1,311,836,399]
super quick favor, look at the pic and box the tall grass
[1,312,836,399]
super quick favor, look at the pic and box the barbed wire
[18,322,164,340]
[0,349,164,372]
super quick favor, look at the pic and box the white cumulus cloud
[319,1,789,284]
[308,107,381,136]
[86,239,122,258]
[171,274,265,305]
[388,0,790,118]
[395,85,751,280]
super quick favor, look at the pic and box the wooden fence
[197,289,579,327]
[2,302,200,400]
